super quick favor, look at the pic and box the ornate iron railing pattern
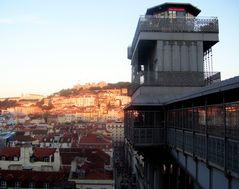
[131,16,219,52]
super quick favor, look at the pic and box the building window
[176,11,185,18]
[13,156,19,161]
[30,156,35,163]
[168,10,176,18]
[51,155,54,162]
[29,182,35,189]
[0,181,6,188]
[43,183,49,189]
[15,181,21,188]
[43,157,49,162]
[1,156,6,161]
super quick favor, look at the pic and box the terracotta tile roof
[61,152,80,165]
[93,149,110,165]
[32,129,48,135]
[71,140,78,147]
[84,170,113,180]
[14,130,25,135]
[60,148,111,171]
[0,147,20,158]
[71,161,113,180]
[15,135,35,142]
[34,148,56,158]
[80,134,111,144]
[62,148,113,180]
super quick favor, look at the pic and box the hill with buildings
[0,82,131,125]
[0,82,129,188]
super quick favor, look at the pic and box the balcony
[134,71,205,86]
[124,110,166,148]
[130,127,165,148]
[167,102,239,175]
[130,16,219,53]
[128,71,220,95]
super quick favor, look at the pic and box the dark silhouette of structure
[124,3,239,189]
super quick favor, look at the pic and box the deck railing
[130,16,219,53]
[167,102,239,175]
[127,127,165,147]
[124,110,166,147]
[128,71,220,95]
[125,102,239,175]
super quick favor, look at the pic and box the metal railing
[167,102,239,175]
[167,128,239,175]
[124,110,166,147]
[131,16,219,52]
[128,71,220,96]
[124,99,239,175]
[132,71,220,87]
[129,127,165,147]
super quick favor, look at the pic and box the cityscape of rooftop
[1,1,239,189]
[0,0,239,98]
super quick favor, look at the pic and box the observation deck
[128,16,219,59]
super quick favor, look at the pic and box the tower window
[177,11,185,18]
[168,11,176,18]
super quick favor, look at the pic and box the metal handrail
[132,71,220,86]
[130,16,219,52]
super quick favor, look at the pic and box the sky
[0,0,238,98]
